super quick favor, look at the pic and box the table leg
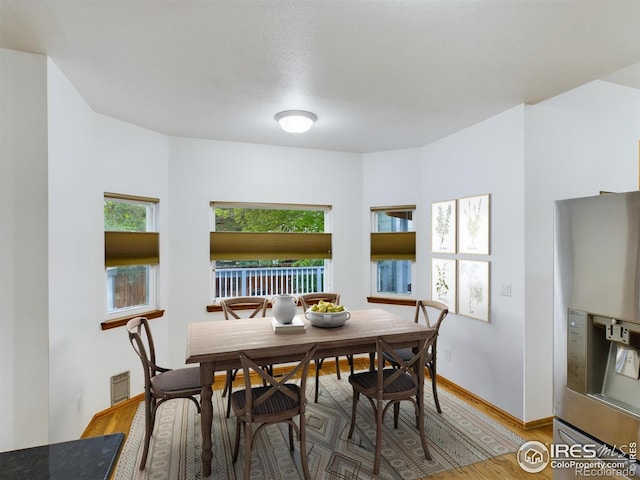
[200,362,215,478]
[415,338,432,460]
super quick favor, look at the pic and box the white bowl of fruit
[304,300,351,328]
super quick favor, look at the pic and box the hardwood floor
[86,359,553,479]
[430,395,552,479]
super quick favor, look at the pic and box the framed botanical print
[431,257,456,313]
[431,199,456,253]
[458,194,490,255]
[458,259,490,322]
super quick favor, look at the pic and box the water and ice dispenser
[567,308,640,415]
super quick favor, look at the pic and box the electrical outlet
[444,349,452,362]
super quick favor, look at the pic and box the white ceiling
[1,1,639,154]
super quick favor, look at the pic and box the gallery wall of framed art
[430,193,491,321]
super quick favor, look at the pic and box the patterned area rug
[113,374,524,479]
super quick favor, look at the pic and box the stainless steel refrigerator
[554,191,640,479]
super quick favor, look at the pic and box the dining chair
[299,292,354,403]
[347,333,436,474]
[126,317,202,470]
[231,343,318,480]
[220,296,268,417]
[383,299,449,413]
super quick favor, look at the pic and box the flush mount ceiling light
[275,110,317,134]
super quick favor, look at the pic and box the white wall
[363,107,527,419]
[425,106,527,418]
[0,49,49,450]
[524,80,640,421]
[47,58,100,441]
[95,114,170,409]
[165,138,364,367]
[361,82,640,423]
[47,59,170,442]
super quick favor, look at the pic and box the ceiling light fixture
[275,110,317,134]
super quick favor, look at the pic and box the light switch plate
[500,283,512,297]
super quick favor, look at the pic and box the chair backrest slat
[413,299,448,329]
[239,344,318,413]
[127,317,158,390]
[221,296,268,320]
[376,333,437,395]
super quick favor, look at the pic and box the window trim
[210,201,331,210]
[104,194,160,322]
[370,204,416,213]
[370,205,416,299]
[209,202,333,303]
[105,192,159,204]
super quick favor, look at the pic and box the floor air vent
[111,371,130,406]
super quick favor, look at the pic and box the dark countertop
[0,433,124,480]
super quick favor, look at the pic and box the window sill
[367,296,416,307]
[101,309,165,331]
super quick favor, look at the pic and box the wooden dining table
[185,307,434,478]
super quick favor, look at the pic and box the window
[104,193,159,320]
[210,202,332,300]
[370,206,416,297]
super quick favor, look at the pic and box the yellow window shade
[370,232,416,260]
[105,231,159,267]
[210,232,332,261]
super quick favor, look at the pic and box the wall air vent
[110,371,130,406]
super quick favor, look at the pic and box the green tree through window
[214,208,323,233]
[104,201,147,231]
[212,204,330,298]
[215,207,325,268]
